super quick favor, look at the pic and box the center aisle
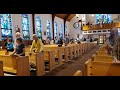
[44,45,100,76]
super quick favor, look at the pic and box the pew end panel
[16,56,30,76]
[73,70,82,76]
[0,61,4,76]
[84,59,92,76]
[92,61,120,76]
[44,50,55,71]
[0,55,17,74]
[36,52,45,76]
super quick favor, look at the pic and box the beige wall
[69,16,83,39]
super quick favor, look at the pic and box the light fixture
[76,14,79,18]
[91,14,94,17]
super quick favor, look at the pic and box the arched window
[0,14,12,40]
[65,25,68,36]
[54,22,58,39]
[36,16,42,39]
[46,20,51,39]
[60,24,64,39]
[21,14,30,40]
[96,14,111,24]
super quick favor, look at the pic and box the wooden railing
[83,22,120,31]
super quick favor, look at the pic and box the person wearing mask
[30,34,43,53]
[50,39,54,45]
[64,34,69,46]
[112,28,120,62]
[6,39,14,52]
[14,32,21,49]
[90,37,93,42]
[105,29,115,55]
[57,37,63,46]
[46,37,50,44]
[76,37,81,44]
[55,37,58,44]
[4,36,8,48]
[10,38,25,56]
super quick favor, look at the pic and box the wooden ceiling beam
[52,14,56,40]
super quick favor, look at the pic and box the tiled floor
[44,45,100,76]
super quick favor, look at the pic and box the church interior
[0,14,120,76]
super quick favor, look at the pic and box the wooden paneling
[83,22,120,31]
[0,61,4,76]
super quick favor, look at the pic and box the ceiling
[55,14,76,21]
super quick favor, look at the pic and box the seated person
[42,40,46,45]
[30,34,43,53]
[50,39,54,44]
[4,36,8,49]
[10,38,25,56]
[64,35,69,46]
[57,37,63,45]
[6,39,14,52]
[46,37,50,44]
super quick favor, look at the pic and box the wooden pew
[25,52,45,76]
[0,55,30,76]
[43,45,63,66]
[78,44,82,55]
[25,46,56,71]
[64,46,69,62]
[68,45,74,59]
[73,70,82,76]
[44,50,55,70]
[0,61,4,76]
[92,54,113,62]
[73,44,77,58]
[85,59,120,76]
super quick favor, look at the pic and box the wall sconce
[76,14,79,18]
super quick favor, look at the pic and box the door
[99,35,106,44]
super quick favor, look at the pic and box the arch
[0,14,12,40]
[36,16,42,39]
[46,20,51,39]
[60,24,64,39]
[21,14,30,40]
[54,22,58,39]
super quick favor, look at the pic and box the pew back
[92,55,113,62]
[85,59,120,76]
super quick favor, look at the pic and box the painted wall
[11,14,33,40]
[34,14,52,40]
[69,16,83,39]
[54,16,64,39]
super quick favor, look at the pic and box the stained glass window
[65,25,68,36]
[96,14,111,24]
[60,24,64,39]
[46,20,51,39]
[0,14,12,40]
[36,16,42,39]
[54,22,58,39]
[21,14,30,40]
